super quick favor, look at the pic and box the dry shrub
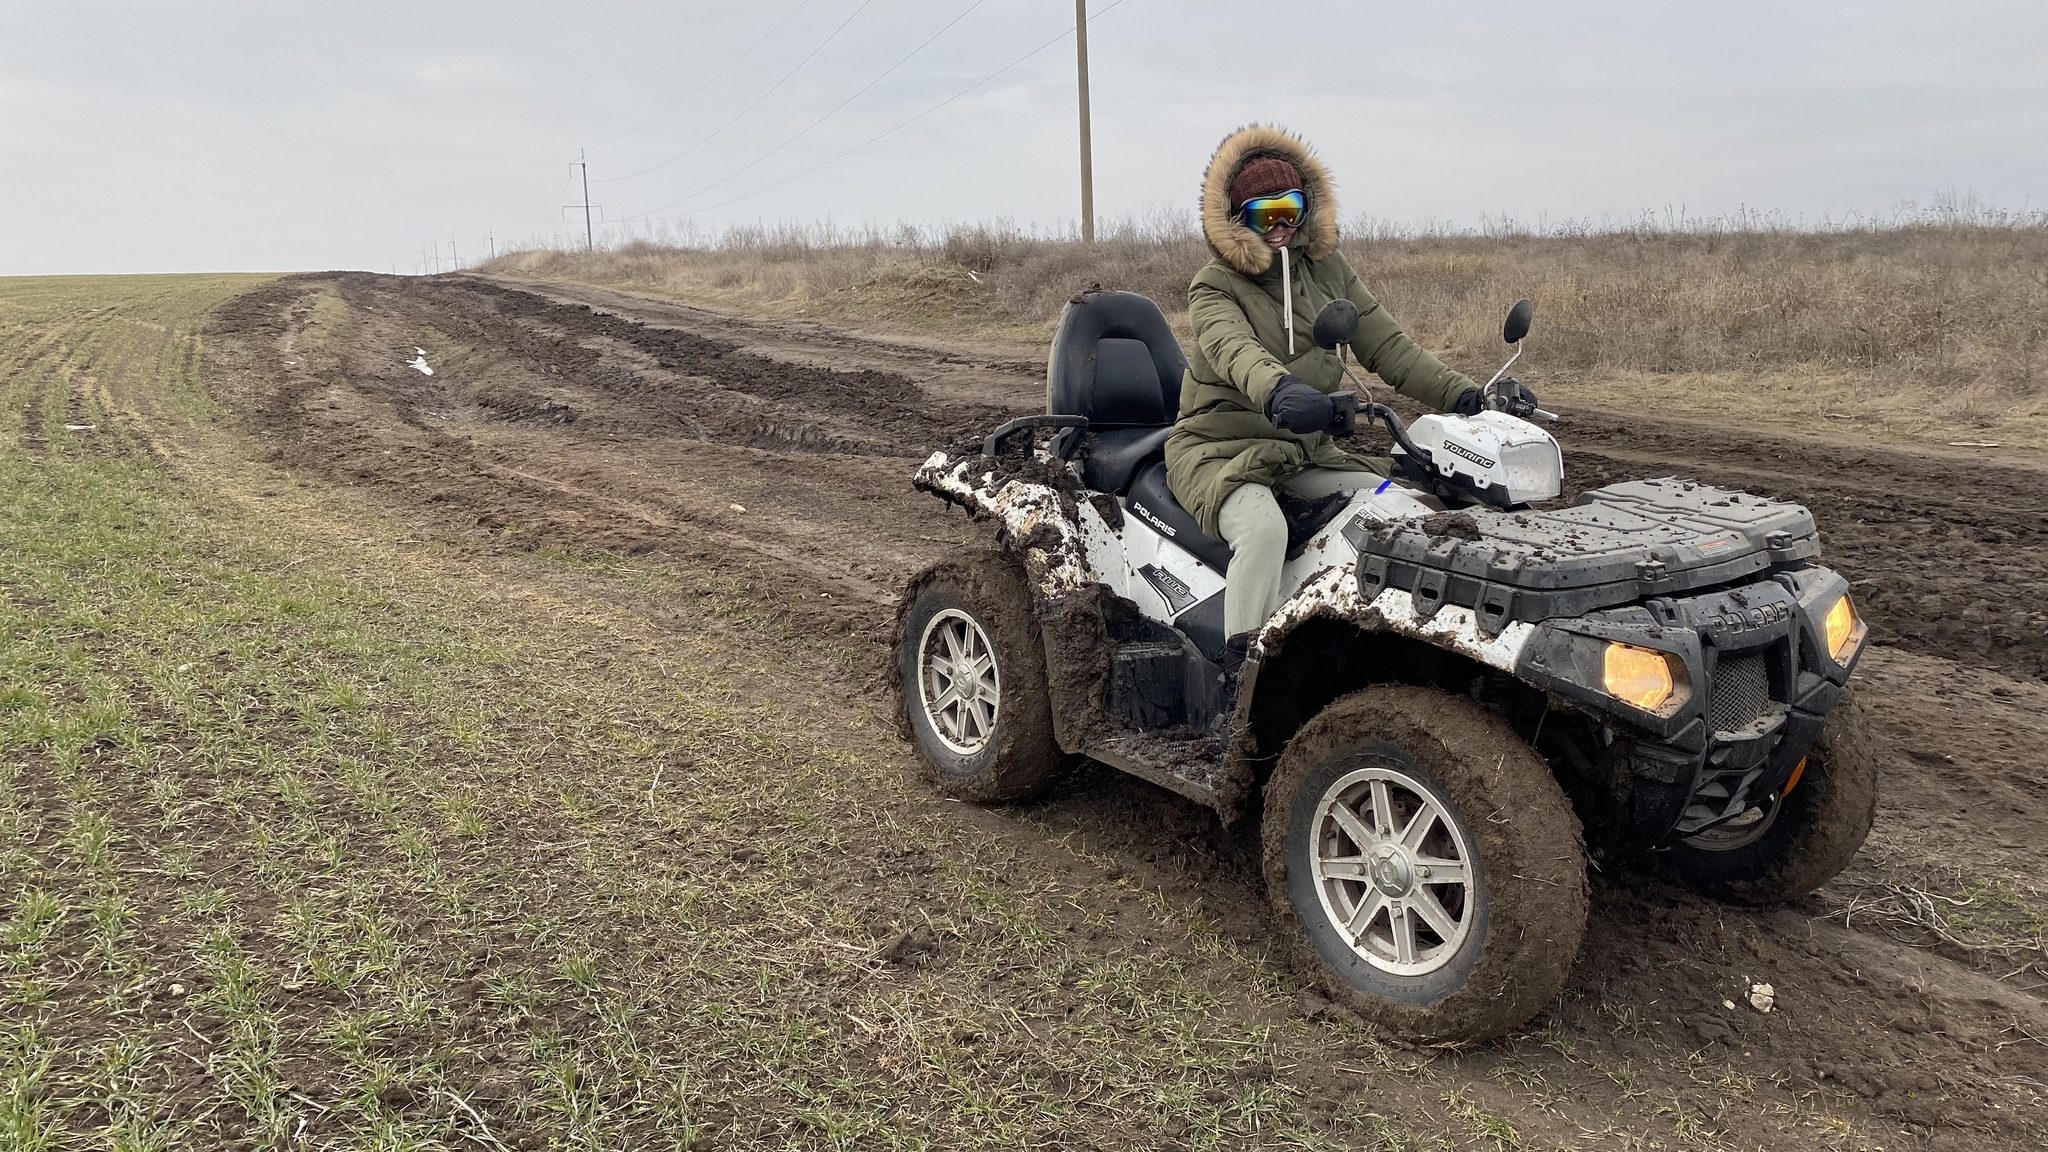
[494,216,1209,331]
[487,206,2048,424]
[1367,226,2048,401]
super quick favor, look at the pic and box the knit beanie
[1227,156,1303,209]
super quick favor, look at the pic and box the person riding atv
[895,125,1878,1043]
[1168,126,1540,696]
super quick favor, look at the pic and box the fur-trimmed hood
[1199,124,1338,277]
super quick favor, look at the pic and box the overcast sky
[3,0,2043,275]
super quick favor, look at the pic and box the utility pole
[487,231,496,261]
[1075,0,1095,244]
[450,239,459,270]
[575,149,595,251]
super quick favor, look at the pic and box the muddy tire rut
[201,272,2048,1148]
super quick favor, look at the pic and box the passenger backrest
[1047,291,1189,428]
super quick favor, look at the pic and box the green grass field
[0,276,1460,1152]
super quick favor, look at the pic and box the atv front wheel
[1262,686,1588,1043]
[1655,690,1879,904]
[895,551,1066,802]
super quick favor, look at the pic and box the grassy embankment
[0,277,1501,1151]
[487,214,2048,452]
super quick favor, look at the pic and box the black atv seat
[1047,291,1189,494]
[1083,427,1174,493]
[1127,461,1233,574]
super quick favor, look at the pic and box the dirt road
[202,271,2048,1147]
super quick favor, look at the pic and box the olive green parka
[1165,125,1477,537]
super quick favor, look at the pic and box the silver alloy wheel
[1311,764,1477,977]
[1682,799,1782,851]
[917,608,1001,756]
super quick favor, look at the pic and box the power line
[595,0,878,185]
[589,1,814,150]
[518,166,579,241]
[622,0,1130,226]
[622,0,990,214]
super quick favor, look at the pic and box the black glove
[1264,374,1333,435]
[1327,391,1359,437]
[1451,380,1542,417]
[1495,377,1540,416]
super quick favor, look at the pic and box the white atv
[894,289,1877,1041]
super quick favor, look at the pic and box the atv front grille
[1707,652,1772,734]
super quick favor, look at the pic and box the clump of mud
[1036,584,1122,747]
[937,432,1081,494]
[932,433,1092,541]
[1416,511,1484,541]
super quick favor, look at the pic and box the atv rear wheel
[895,551,1066,802]
[1655,690,1879,904]
[1262,686,1588,1043]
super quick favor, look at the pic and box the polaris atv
[894,289,1877,1042]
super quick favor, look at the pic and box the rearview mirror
[1503,298,1533,345]
[1313,299,1360,349]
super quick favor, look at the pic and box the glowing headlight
[1824,594,1861,661]
[1603,643,1677,711]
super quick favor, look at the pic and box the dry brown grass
[486,211,2048,450]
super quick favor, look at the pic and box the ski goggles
[1237,189,1305,234]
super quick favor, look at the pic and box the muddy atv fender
[1261,686,1588,1043]
[1649,687,1882,903]
[895,550,1069,801]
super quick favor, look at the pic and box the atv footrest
[1112,642,1186,729]
[1088,732,1225,804]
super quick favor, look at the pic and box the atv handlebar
[1497,392,1558,422]
[1485,378,1558,422]
[1367,403,1433,469]
[1502,396,1558,422]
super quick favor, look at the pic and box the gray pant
[1217,468,1385,637]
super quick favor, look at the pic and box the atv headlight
[1603,643,1678,712]
[1823,593,1862,661]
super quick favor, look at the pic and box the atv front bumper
[1514,566,1866,845]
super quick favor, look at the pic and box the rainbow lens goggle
[1238,189,1305,235]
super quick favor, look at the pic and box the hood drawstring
[1280,246,1294,355]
